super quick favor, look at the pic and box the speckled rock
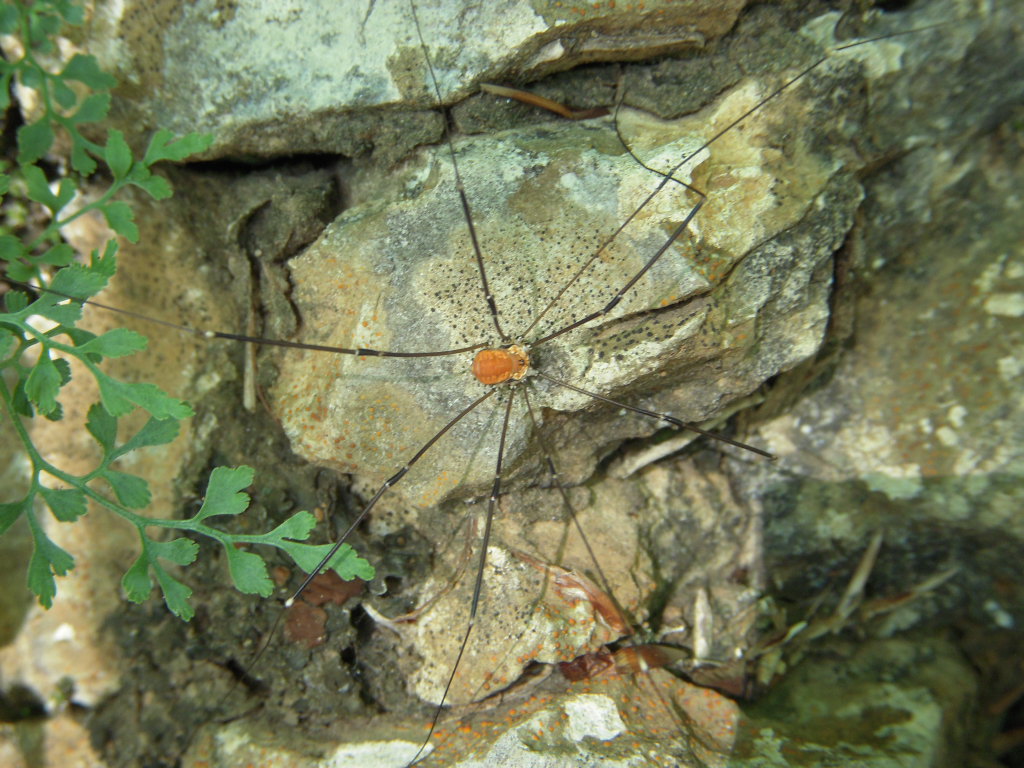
[81,0,747,160]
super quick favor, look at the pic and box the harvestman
[19,2,963,766]
[185,5,946,766]
[217,4,967,765]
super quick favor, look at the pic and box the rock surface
[1,1,1022,767]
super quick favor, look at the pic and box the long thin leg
[535,370,774,459]
[409,1,509,344]
[228,388,500,716]
[523,24,946,345]
[521,387,617,608]
[530,196,704,347]
[287,388,499,605]
[407,390,516,766]
[4,277,486,358]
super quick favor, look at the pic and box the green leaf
[0,171,9,195]
[224,546,274,597]
[70,92,111,125]
[192,466,254,522]
[53,357,72,386]
[41,400,65,423]
[5,260,37,283]
[130,536,200,620]
[105,130,132,180]
[263,511,375,581]
[122,551,152,603]
[0,498,28,536]
[5,290,27,313]
[12,377,34,417]
[92,238,119,275]
[143,130,214,165]
[267,510,317,541]
[52,178,76,215]
[29,278,85,325]
[86,402,117,450]
[152,564,194,621]
[27,529,75,609]
[151,537,199,567]
[0,234,24,262]
[70,138,96,175]
[5,290,28,312]
[0,71,10,111]
[40,243,75,267]
[52,77,77,109]
[25,353,61,416]
[50,261,111,300]
[93,374,145,417]
[61,326,98,349]
[94,371,192,420]
[101,469,150,508]
[39,487,87,522]
[131,173,172,201]
[101,201,139,242]
[61,54,117,90]
[0,330,14,362]
[22,164,58,209]
[0,5,18,34]
[78,327,147,358]
[146,538,200,619]
[36,295,83,327]
[118,416,182,454]
[284,540,375,582]
[329,546,375,581]
[17,121,54,165]
[20,67,43,92]
[126,164,150,183]
[21,165,74,216]
[57,1,85,25]
[29,13,61,46]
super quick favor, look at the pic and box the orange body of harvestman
[470,345,530,386]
